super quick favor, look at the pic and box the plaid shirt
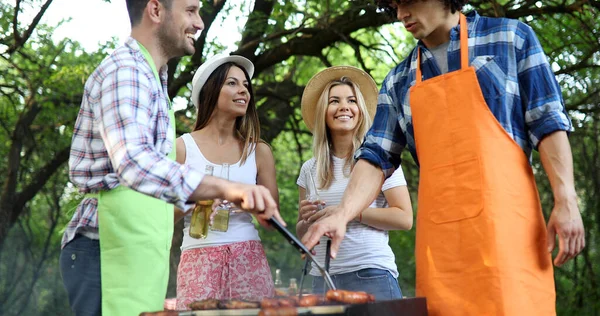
[62,37,204,247]
[356,11,572,177]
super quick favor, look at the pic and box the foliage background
[0,0,598,315]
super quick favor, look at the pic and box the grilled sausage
[325,290,375,304]
[258,307,298,316]
[217,299,260,309]
[261,298,281,308]
[277,297,297,307]
[298,294,325,307]
[261,296,299,308]
[188,298,220,310]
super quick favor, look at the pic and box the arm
[539,131,585,266]
[174,137,187,223]
[515,23,583,266]
[328,160,385,221]
[296,186,324,238]
[356,185,412,231]
[256,142,280,206]
[296,187,310,238]
[99,67,204,210]
[254,142,280,227]
[302,160,385,257]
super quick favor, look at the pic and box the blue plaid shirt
[356,11,572,177]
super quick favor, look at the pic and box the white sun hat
[191,54,255,109]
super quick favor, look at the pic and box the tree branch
[6,0,54,55]
[238,0,276,58]
[245,6,391,74]
[14,146,70,221]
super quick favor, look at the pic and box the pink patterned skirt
[176,240,274,310]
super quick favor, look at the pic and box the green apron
[95,44,175,315]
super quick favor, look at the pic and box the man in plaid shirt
[59,1,283,315]
[302,1,585,315]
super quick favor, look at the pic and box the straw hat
[300,66,379,132]
[191,54,254,109]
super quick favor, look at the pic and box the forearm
[115,151,204,208]
[296,220,310,238]
[100,69,202,209]
[538,131,577,203]
[538,131,585,266]
[188,175,230,202]
[358,207,413,231]
[338,160,385,222]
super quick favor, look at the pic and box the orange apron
[410,14,555,316]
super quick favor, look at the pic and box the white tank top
[180,133,261,251]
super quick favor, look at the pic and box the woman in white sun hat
[296,66,413,300]
[175,54,277,310]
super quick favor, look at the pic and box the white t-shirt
[180,133,260,251]
[297,156,407,278]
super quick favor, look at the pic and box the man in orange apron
[302,1,585,315]
[60,1,282,315]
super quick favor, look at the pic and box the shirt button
[71,254,76,260]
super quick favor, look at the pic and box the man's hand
[546,197,585,266]
[301,205,350,259]
[223,182,286,227]
[538,131,585,267]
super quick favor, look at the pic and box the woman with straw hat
[174,54,277,310]
[296,66,413,300]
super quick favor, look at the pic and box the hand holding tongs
[267,217,336,291]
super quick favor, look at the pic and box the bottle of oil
[189,165,214,239]
[210,163,231,232]
[273,268,287,296]
[288,278,298,296]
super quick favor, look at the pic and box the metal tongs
[268,218,337,291]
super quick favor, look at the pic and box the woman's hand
[299,199,326,222]
[296,198,326,238]
[306,204,337,224]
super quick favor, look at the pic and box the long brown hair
[193,62,260,165]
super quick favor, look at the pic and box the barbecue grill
[142,219,427,316]
[142,297,427,315]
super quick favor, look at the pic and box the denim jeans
[311,268,402,301]
[59,234,102,316]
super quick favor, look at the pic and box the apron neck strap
[459,13,468,70]
[138,43,172,109]
[416,13,468,84]
[138,43,161,85]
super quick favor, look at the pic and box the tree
[0,2,116,313]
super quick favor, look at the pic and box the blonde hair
[312,77,372,189]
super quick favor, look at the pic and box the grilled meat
[188,298,260,310]
[258,307,298,316]
[188,298,220,310]
[217,299,260,309]
[260,298,281,308]
[326,290,375,304]
[298,294,327,307]
[260,296,298,308]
